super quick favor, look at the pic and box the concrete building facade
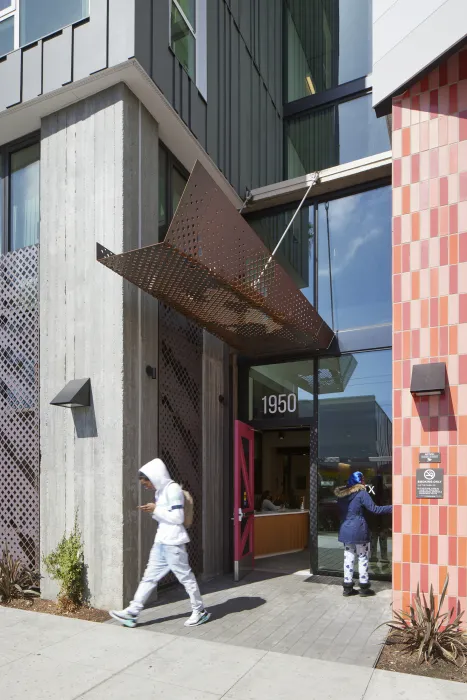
[0,0,465,619]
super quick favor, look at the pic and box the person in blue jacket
[335,470,392,597]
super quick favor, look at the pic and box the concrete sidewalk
[0,606,464,699]
[119,571,392,668]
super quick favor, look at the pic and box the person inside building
[261,490,283,512]
[335,470,392,597]
[110,458,210,628]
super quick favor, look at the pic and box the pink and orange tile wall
[392,47,467,620]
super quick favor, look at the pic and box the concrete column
[202,331,229,578]
[40,84,159,609]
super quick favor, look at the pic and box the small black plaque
[416,468,444,499]
[419,452,441,463]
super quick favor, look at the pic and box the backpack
[182,489,194,529]
[167,480,194,528]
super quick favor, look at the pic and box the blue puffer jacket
[335,483,392,545]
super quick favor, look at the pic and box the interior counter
[254,510,309,558]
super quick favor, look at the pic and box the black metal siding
[138,0,283,197]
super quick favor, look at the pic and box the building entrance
[237,350,393,582]
[253,427,311,574]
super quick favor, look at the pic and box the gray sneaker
[109,609,139,628]
[184,609,211,627]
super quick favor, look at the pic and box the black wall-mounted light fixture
[146,366,157,379]
[50,379,91,408]
[278,431,284,440]
[410,362,446,397]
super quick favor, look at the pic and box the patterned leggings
[344,543,370,584]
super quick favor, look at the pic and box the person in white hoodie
[110,458,210,628]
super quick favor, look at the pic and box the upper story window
[0,0,14,58]
[285,0,372,103]
[171,0,196,80]
[0,137,40,252]
[0,0,89,58]
[283,0,389,179]
[286,93,390,177]
[247,183,392,333]
[169,0,207,99]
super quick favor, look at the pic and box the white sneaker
[109,609,139,628]
[184,609,211,627]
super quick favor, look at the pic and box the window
[20,0,89,46]
[247,184,392,333]
[317,187,392,331]
[0,13,13,57]
[317,349,392,575]
[0,138,40,252]
[283,0,386,181]
[285,0,372,103]
[285,94,390,178]
[0,0,89,57]
[171,0,196,80]
[158,143,188,241]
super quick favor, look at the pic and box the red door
[234,420,255,581]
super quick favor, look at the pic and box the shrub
[43,514,85,612]
[0,546,40,603]
[383,575,467,666]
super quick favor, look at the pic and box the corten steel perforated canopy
[97,162,334,358]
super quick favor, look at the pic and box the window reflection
[317,350,392,576]
[171,2,195,80]
[20,0,89,47]
[317,186,392,331]
[0,16,14,58]
[285,0,372,103]
[285,94,390,177]
[10,144,40,251]
[247,185,391,333]
[250,207,314,295]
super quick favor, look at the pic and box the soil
[377,633,467,684]
[1,597,109,623]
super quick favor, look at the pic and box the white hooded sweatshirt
[140,458,190,546]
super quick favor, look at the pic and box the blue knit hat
[347,471,364,487]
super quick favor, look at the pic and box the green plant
[0,546,40,603]
[382,575,467,666]
[43,514,85,611]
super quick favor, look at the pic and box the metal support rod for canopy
[254,172,319,288]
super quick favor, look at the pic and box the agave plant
[0,546,40,603]
[382,575,467,666]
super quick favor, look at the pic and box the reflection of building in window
[249,207,311,290]
[319,395,392,460]
[171,0,196,80]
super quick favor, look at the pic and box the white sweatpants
[128,542,204,615]
[344,543,370,584]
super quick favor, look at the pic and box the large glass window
[247,184,391,333]
[317,350,392,577]
[9,143,40,251]
[317,186,392,331]
[286,94,390,178]
[0,14,13,57]
[250,206,314,293]
[285,0,372,103]
[171,0,196,80]
[20,0,89,47]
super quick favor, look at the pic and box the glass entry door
[317,351,393,580]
